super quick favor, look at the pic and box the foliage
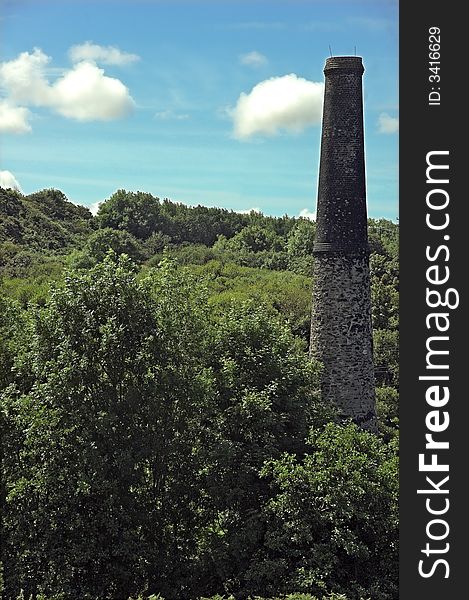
[1,188,399,600]
[0,295,30,390]
[214,225,284,254]
[375,386,399,441]
[369,228,399,333]
[1,255,213,599]
[97,189,169,240]
[0,187,93,254]
[71,227,144,267]
[373,329,399,388]
[97,190,297,250]
[198,302,327,598]
[286,219,316,276]
[186,261,313,339]
[257,424,399,600]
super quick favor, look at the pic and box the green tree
[286,218,315,275]
[255,424,399,599]
[0,295,26,390]
[1,187,92,255]
[371,280,399,331]
[72,227,144,267]
[215,225,284,255]
[368,219,399,260]
[97,189,168,240]
[1,255,212,600]
[373,328,399,387]
[198,301,327,598]
[375,386,399,441]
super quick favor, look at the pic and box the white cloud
[230,74,324,139]
[52,61,135,121]
[154,109,190,120]
[377,112,399,134]
[236,207,261,214]
[0,170,22,192]
[299,208,316,221]
[68,42,140,66]
[0,47,135,126]
[0,48,52,105]
[0,100,32,133]
[88,200,102,216]
[240,51,268,68]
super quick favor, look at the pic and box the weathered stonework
[310,56,377,432]
[311,251,376,430]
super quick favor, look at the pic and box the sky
[0,0,398,220]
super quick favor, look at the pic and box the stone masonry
[310,56,377,431]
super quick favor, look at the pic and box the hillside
[0,187,93,251]
[0,186,398,350]
[0,185,399,600]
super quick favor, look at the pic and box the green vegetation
[1,187,399,599]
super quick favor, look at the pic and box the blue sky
[0,0,398,220]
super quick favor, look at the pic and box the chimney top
[324,56,364,74]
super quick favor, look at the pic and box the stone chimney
[310,56,377,431]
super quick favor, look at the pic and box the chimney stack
[310,56,377,431]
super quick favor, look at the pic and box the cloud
[68,42,140,66]
[377,112,399,134]
[299,208,316,220]
[0,170,22,192]
[154,109,190,120]
[0,100,32,133]
[0,48,52,105]
[230,74,324,139]
[240,51,268,67]
[88,200,102,216]
[236,207,261,214]
[0,47,136,126]
[52,61,135,121]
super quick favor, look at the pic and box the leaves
[1,189,399,600]
[258,424,399,599]
[2,255,212,599]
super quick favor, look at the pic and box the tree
[373,328,399,387]
[0,294,30,390]
[371,279,399,332]
[286,219,315,276]
[0,188,400,600]
[97,189,168,240]
[1,187,93,254]
[1,255,213,600]
[197,301,327,598]
[26,189,92,224]
[73,227,144,267]
[219,224,285,254]
[211,225,289,273]
[375,386,399,441]
[255,424,399,600]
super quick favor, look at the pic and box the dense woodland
[0,187,399,600]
